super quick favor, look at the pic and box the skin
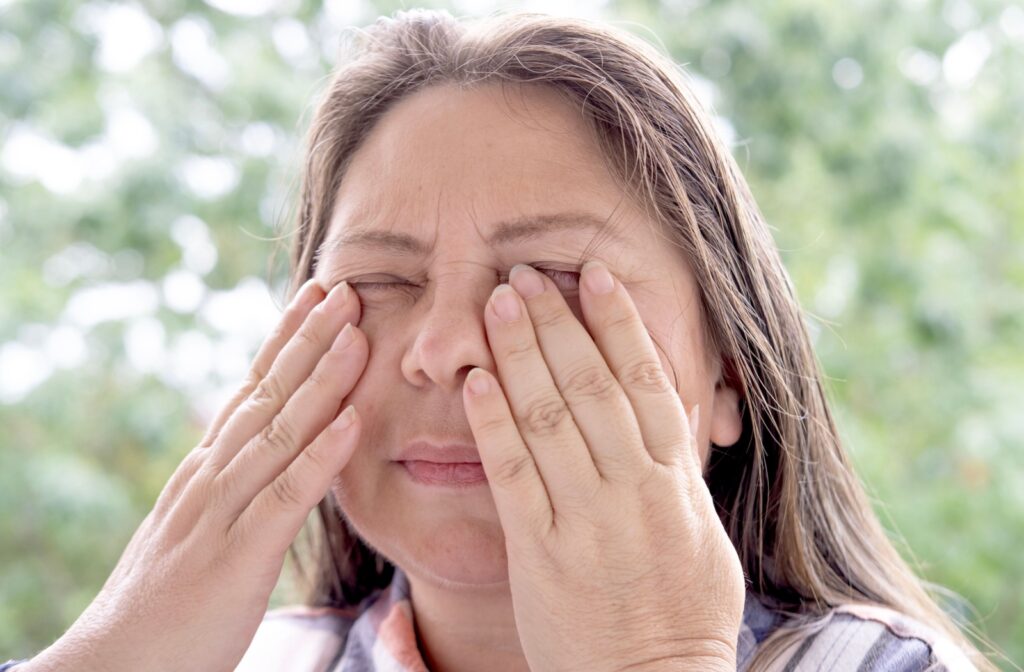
[21,80,744,672]
[24,277,370,672]
[314,82,745,672]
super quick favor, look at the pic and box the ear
[710,356,743,448]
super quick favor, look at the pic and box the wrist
[18,635,106,672]
[617,638,737,672]
[620,658,735,672]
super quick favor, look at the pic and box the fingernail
[688,404,701,440]
[333,323,355,350]
[467,368,491,396]
[293,278,319,305]
[491,284,522,322]
[582,261,615,295]
[327,281,350,307]
[509,264,545,299]
[333,405,357,430]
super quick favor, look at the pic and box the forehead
[317,82,657,265]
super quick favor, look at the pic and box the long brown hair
[280,9,997,669]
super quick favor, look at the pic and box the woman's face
[314,82,742,587]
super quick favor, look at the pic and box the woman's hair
[280,9,996,670]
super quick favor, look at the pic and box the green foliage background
[1,0,1021,666]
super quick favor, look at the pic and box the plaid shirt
[1,565,975,671]
[232,566,974,671]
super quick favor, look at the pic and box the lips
[395,440,486,487]
[395,440,482,464]
[400,460,488,486]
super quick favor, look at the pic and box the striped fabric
[232,566,975,671]
[1,566,976,671]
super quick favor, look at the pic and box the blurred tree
[0,0,1020,666]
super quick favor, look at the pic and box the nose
[400,272,497,393]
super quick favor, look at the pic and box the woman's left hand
[462,261,746,672]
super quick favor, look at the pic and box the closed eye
[350,265,581,293]
[348,277,415,291]
[517,267,580,292]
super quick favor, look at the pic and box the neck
[405,571,530,672]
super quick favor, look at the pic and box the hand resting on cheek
[458,261,745,672]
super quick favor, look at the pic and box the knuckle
[521,394,571,437]
[250,373,286,408]
[601,310,638,335]
[241,368,265,396]
[647,434,684,461]
[307,365,331,391]
[201,467,234,513]
[493,453,534,486]
[270,473,305,509]
[502,339,536,365]
[258,415,300,456]
[475,413,509,438]
[562,363,619,403]
[302,442,332,475]
[621,358,673,393]
[179,445,210,477]
[531,308,571,330]
[294,322,324,350]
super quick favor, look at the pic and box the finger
[463,367,554,539]
[150,446,207,519]
[578,260,691,469]
[215,322,368,518]
[208,280,359,471]
[508,264,649,481]
[483,283,601,508]
[231,404,361,557]
[688,404,702,474]
[198,278,323,449]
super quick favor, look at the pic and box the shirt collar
[335,566,781,672]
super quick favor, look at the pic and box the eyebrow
[314,211,626,266]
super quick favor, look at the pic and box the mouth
[395,439,482,464]
[395,438,487,487]
[398,460,488,487]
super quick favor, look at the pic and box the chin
[331,475,513,590]
[398,515,512,589]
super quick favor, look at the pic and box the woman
[5,9,997,672]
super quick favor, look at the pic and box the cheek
[630,304,694,397]
[350,291,417,340]
[352,288,412,316]
[342,300,410,397]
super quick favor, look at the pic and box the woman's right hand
[23,278,368,672]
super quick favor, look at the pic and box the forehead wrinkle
[315,192,428,270]
[315,206,637,273]
[433,258,495,282]
[463,197,490,248]
[313,229,430,270]
[432,186,444,250]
